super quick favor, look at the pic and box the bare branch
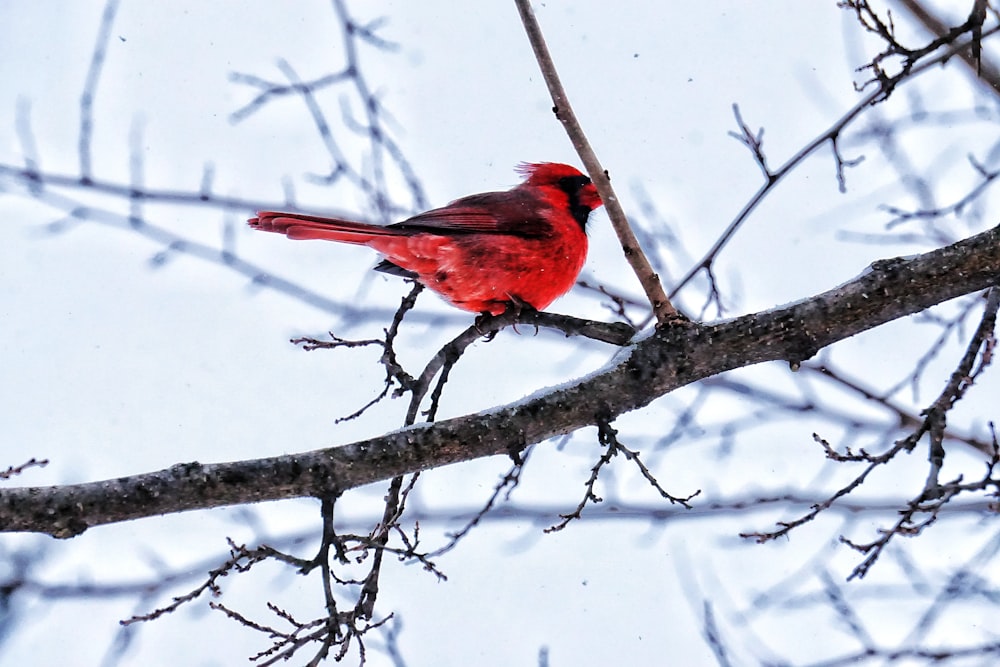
[744,289,1000,577]
[78,0,120,181]
[512,0,677,325]
[3,224,999,535]
[893,0,997,90]
[547,416,697,532]
[0,458,49,481]
[668,23,1000,300]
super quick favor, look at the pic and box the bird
[248,162,603,315]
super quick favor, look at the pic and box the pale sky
[2,1,998,665]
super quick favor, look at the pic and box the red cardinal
[248,163,602,315]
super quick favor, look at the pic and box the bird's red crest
[515,161,589,186]
[515,162,603,215]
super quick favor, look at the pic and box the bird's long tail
[249,211,401,243]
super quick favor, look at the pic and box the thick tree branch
[3,225,999,537]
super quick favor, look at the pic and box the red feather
[248,163,603,315]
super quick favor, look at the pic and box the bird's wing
[391,190,553,239]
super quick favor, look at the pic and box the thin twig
[512,0,677,325]
[78,0,120,181]
[668,23,1000,303]
[0,458,49,480]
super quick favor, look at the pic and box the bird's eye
[558,175,591,194]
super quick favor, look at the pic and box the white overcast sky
[2,1,998,665]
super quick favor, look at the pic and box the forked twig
[546,416,698,532]
[668,22,1000,303]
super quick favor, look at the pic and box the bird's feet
[474,296,538,340]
